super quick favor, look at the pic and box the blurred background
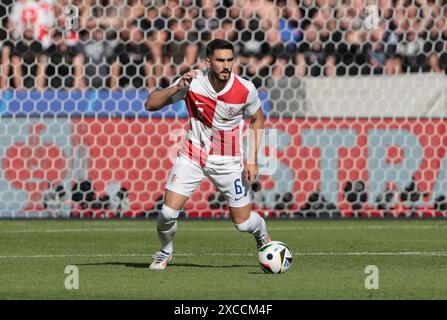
[0,0,446,219]
[1,0,447,90]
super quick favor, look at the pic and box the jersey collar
[206,72,235,97]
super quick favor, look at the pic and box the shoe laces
[153,250,170,263]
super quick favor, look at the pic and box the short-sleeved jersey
[171,70,261,169]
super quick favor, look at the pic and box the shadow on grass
[77,262,257,269]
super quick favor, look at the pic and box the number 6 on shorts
[234,178,243,195]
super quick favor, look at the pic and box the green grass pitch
[0,219,446,299]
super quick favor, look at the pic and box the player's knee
[234,216,252,232]
[160,204,180,221]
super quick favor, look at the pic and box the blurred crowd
[0,0,446,91]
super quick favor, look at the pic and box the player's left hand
[245,164,258,185]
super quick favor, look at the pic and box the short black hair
[206,39,234,58]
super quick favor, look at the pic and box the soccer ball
[258,241,293,274]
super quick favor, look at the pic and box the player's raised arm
[145,70,199,112]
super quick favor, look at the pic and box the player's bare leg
[164,189,189,210]
[230,204,271,249]
[149,189,189,270]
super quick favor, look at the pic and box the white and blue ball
[257,241,293,274]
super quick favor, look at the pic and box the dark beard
[215,71,231,83]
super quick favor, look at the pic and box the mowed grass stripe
[1,224,447,234]
[0,220,446,299]
[1,251,447,259]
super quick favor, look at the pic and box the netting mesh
[0,0,446,218]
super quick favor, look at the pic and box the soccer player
[145,39,271,270]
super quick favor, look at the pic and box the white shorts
[165,155,251,208]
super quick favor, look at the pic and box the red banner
[68,118,447,218]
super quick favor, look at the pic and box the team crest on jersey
[225,107,237,116]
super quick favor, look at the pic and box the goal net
[0,0,446,218]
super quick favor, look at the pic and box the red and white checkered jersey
[10,0,55,48]
[10,0,39,40]
[170,70,261,169]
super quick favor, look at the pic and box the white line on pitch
[0,228,144,234]
[1,225,447,234]
[1,251,447,260]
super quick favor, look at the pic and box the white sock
[157,205,180,254]
[235,211,268,239]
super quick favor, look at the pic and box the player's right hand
[176,70,199,89]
